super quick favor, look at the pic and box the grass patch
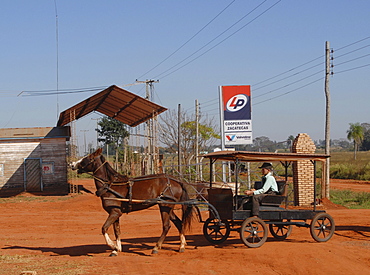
[330,189,370,209]
[329,151,370,180]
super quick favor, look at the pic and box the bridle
[76,154,178,209]
[77,155,110,184]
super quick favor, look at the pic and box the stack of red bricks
[292,133,316,206]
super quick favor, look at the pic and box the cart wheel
[269,221,293,240]
[310,213,335,242]
[203,218,230,244]
[240,217,268,248]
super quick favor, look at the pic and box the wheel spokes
[244,222,264,243]
[314,218,332,237]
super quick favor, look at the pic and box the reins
[78,154,179,211]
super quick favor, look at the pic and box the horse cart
[71,149,334,255]
[200,150,335,248]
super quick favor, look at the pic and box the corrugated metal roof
[0,127,70,140]
[57,85,167,127]
[202,151,330,162]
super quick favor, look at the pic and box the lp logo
[226,94,248,112]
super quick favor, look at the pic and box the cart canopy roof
[202,151,329,162]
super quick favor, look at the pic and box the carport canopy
[57,85,167,127]
[202,150,330,163]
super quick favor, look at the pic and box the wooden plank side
[0,142,40,189]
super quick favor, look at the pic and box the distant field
[329,151,370,180]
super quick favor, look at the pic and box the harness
[81,157,178,212]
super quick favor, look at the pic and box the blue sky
[1,0,369,151]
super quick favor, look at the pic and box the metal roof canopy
[57,85,167,127]
[202,151,330,163]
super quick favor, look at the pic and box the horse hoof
[179,248,185,253]
[109,252,118,257]
[151,250,158,254]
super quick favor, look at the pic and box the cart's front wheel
[269,220,293,240]
[203,218,230,244]
[240,217,268,248]
[310,213,335,242]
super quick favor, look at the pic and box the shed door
[24,158,42,192]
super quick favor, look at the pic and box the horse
[70,148,194,256]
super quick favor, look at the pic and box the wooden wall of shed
[40,138,68,194]
[0,138,68,196]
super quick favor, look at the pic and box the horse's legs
[113,219,122,252]
[152,205,172,254]
[102,208,122,256]
[169,212,187,253]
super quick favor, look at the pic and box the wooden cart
[201,151,335,248]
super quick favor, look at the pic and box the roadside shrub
[330,162,370,180]
[330,189,370,209]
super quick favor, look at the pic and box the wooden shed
[0,126,70,196]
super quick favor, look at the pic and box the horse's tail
[180,182,195,232]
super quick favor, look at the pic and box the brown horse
[70,148,194,256]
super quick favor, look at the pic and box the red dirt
[0,179,369,275]
[330,178,370,192]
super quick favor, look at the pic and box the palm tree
[347,123,364,160]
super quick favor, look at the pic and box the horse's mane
[100,154,129,183]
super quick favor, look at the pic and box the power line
[335,44,370,59]
[335,36,370,52]
[253,62,324,92]
[335,53,370,67]
[21,86,107,93]
[335,63,370,74]
[137,0,236,79]
[191,36,370,120]
[19,86,106,97]
[253,69,323,99]
[252,55,324,87]
[251,37,370,91]
[253,77,324,106]
[153,0,281,79]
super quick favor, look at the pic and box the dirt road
[0,179,369,275]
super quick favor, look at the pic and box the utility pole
[80,130,89,155]
[91,118,99,149]
[324,41,331,198]
[178,104,182,177]
[195,100,199,181]
[135,79,159,174]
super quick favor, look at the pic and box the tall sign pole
[324,41,331,198]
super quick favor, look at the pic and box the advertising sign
[219,85,252,146]
[42,162,54,175]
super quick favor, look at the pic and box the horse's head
[70,148,103,174]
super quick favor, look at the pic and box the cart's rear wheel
[240,217,268,248]
[269,220,293,240]
[203,218,230,244]
[310,213,335,242]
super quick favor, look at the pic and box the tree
[253,136,275,152]
[97,116,130,170]
[159,109,220,164]
[360,123,370,151]
[347,122,364,159]
[286,135,295,151]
